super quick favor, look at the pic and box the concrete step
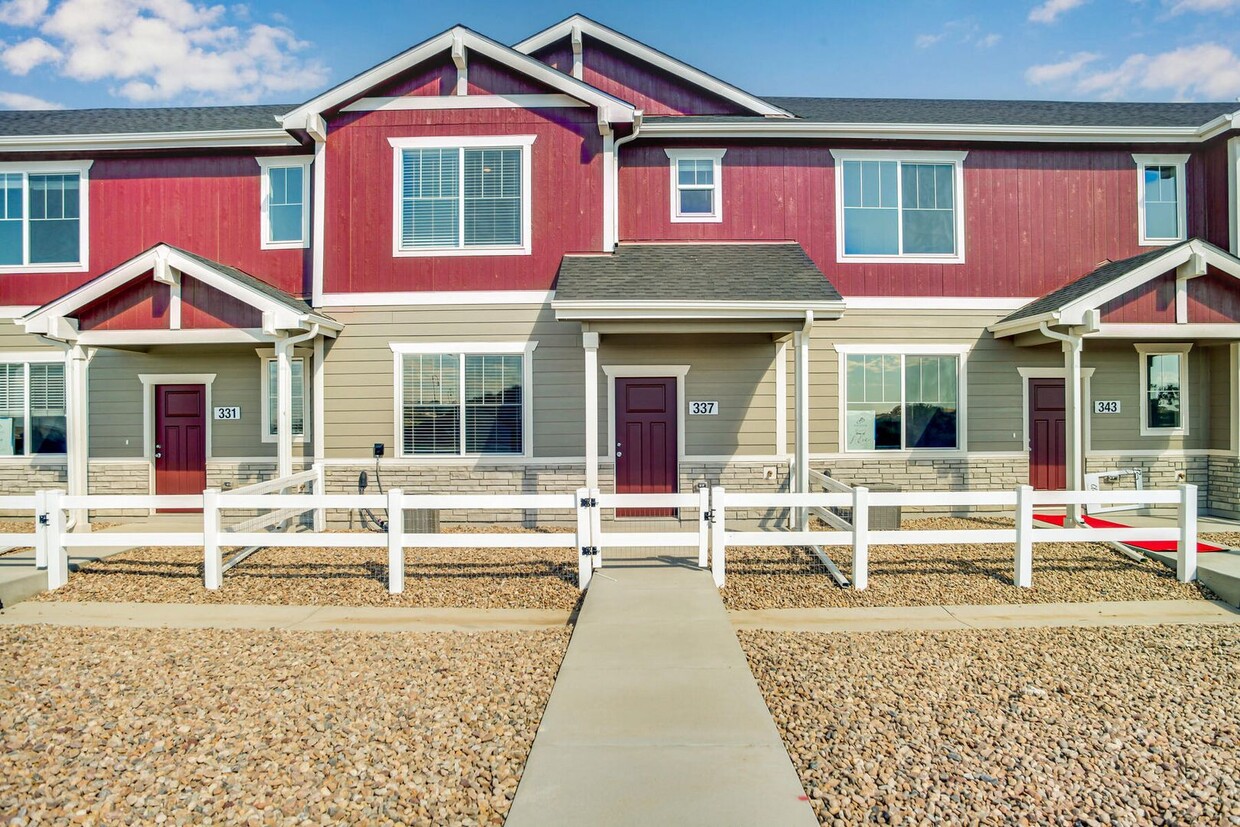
[1141,547,1240,608]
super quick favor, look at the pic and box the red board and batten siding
[619,143,1223,298]
[1100,267,1240,324]
[75,271,264,330]
[0,154,310,308]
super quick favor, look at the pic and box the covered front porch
[17,243,340,518]
[553,242,846,524]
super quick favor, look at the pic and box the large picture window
[831,150,966,264]
[843,351,962,451]
[394,344,534,457]
[390,136,535,257]
[0,161,91,271]
[0,360,66,455]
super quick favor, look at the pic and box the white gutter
[0,129,301,152]
[275,323,320,479]
[1038,319,1089,518]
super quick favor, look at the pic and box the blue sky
[0,0,1238,110]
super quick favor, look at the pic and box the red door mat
[1033,513,1226,553]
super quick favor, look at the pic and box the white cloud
[0,0,48,27]
[0,0,328,104]
[1029,0,1090,23]
[1025,51,1100,85]
[1027,43,1240,99]
[0,89,61,108]
[1167,0,1240,12]
[915,18,998,50]
[977,33,1003,49]
[915,32,944,48]
[1,36,61,75]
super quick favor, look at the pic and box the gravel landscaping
[722,517,1211,609]
[740,624,1240,826]
[32,527,581,610]
[1,624,570,825]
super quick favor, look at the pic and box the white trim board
[0,130,299,153]
[318,290,552,308]
[845,297,1034,311]
[343,94,589,112]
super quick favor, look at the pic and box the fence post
[34,489,48,569]
[590,487,603,571]
[851,486,869,591]
[697,485,710,568]
[576,487,592,590]
[46,489,68,590]
[313,461,327,532]
[388,488,404,594]
[203,488,222,589]
[1177,483,1198,584]
[1014,484,1034,588]
[710,486,726,588]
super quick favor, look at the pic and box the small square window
[665,149,724,223]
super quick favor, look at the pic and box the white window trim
[389,341,537,459]
[387,135,536,258]
[256,156,312,250]
[0,159,92,274]
[0,351,68,458]
[259,355,308,444]
[829,149,967,265]
[1136,342,1191,437]
[835,343,969,454]
[664,148,725,224]
[1133,153,1189,247]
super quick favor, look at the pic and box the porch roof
[553,242,844,326]
[990,238,1240,339]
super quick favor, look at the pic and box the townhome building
[1,15,1238,521]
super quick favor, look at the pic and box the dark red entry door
[155,384,206,508]
[615,377,678,517]
[1028,378,1066,490]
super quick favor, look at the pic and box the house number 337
[689,401,718,415]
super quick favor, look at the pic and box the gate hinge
[580,546,599,557]
[702,509,715,523]
[38,514,49,526]
[579,497,598,508]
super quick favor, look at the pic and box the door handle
[616,452,622,457]
[154,443,162,460]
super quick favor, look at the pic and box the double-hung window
[1133,154,1188,246]
[665,149,725,222]
[831,150,966,263]
[0,357,66,455]
[1136,343,1190,435]
[257,157,311,249]
[392,343,535,457]
[389,136,535,256]
[260,356,306,442]
[841,347,966,451]
[0,161,91,272]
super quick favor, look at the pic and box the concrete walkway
[506,560,817,827]
[0,601,571,632]
[730,598,1240,633]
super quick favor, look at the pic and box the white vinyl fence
[18,482,1200,597]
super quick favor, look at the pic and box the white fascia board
[639,120,1217,144]
[342,94,588,112]
[552,300,845,321]
[282,26,635,126]
[513,15,793,119]
[1097,323,1240,338]
[318,290,552,308]
[847,296,1034,311]
[987,312,1061,338]
[79,329,274,346]
[0,129,298,152]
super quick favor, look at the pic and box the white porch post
[583,331,600,490]
[312,335,326,464]
[793,312,812,529]
[275,336,294,480]
[1063,337,1084,521]
[65,345,92,528]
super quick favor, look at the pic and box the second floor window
[665,149,725,222]
[1133,154,1188,246]
[0,162,91,271]
[390,136,535,256]
[258,157,311,250]
[831,150,966,264]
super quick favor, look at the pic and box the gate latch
[702,509,715,523]
[37,514,49,526]
[579,496,598,508]
[580,546,599,557]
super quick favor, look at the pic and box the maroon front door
[615,377,678,518]
[155,384,206,509]
[1028,378,1066,490]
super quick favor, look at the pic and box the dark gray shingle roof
[555,242,842,304]
[999,241,1194,324]
[648,97,1237,128]
[0,104,292,137]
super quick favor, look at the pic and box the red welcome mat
[1032,513,1227,553]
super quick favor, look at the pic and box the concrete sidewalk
[505,559,817,827]
[730,598,1240,633]
[0,600,571,632]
